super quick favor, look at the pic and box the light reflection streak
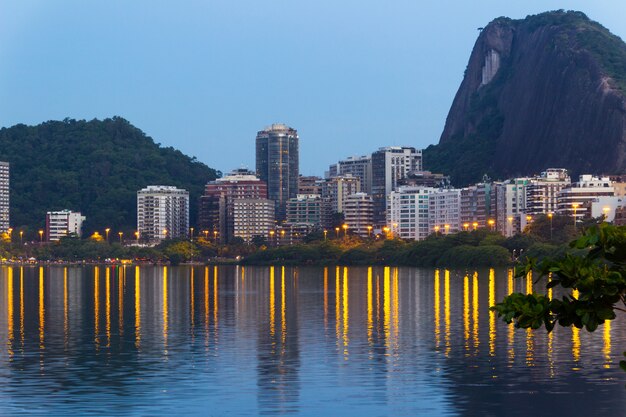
[39,266,45,350]
[163,266,168,350]
[94,266,100,349]
[434,269,440,349]
[384,267,390,349]
[64,267,68,350]
[604,320,612,368]
[463,274,469,353]
[190,267,195,330]
[488,268,495,357]
[118,267,124,336]
[270,266,275,339]
[20,267,24,351]
[444,269,450,356]
[367,267,373,347]
[572,289,580,364]
[106,267,111,347]
[281,266,286,346]
[472,272,479,351]
[135,266,141,349]
[525,271,534,366]
[204,266,209,348]
[7,267,13,357]
[342,267,349,357]
[323,267,328,329]
[213,266,218,340]
[335,266,340,348]
[507,269,514,363]
[393,268,399,348]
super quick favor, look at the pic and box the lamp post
[105,228,110,242]
[572,203,579,228]
[39,230,43,243]
[280,229,285,244]
[488,219,495,232]
[444,224,450,235]
[203,230,209,240]
[507,216,513,237]
[383,226,390,238]
[472,222,478,231]
[603,206,610,222]
[270,230,275,246]
[434,225,440,236]
[323,230,328,241]
[547,212,553,240]
[19,230,23,245]
[135,231,139,244]
[463,223,469,231]
[342,224,348,237]
[7,228,12,242]
[335,227,339,239]
[163,229,168,240]
[118,232,123,244]
[213,230,218,242]
[367,225,372,238]
[190,227,194,241]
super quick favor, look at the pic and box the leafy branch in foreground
[491,223,626,370]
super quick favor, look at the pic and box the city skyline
[1,2,626,175]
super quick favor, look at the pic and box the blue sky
[1,1,625,176]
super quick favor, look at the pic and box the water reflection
[0,266,622,416]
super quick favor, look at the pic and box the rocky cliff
[425,10,626,185]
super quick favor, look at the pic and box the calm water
[0,265,623,416]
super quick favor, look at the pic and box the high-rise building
[371,146,422,225]
[198,169,267,243]
[286,194,323,227]
[495,178,531,237]
[327,155,373,194]
[428,189,462,234]
[256,124,299,220]
[0,162,9,233]
[298,176,323,196]
[556,175,614,220]
[525,168,571,215]
[46,210,86,241]
[233,198,275,243]
[388,186,435,240]
[460,178,496,230]
[137,185,189,243]
[321,175,361,227]
[343,193,374,237]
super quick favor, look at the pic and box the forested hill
[0,117,220,236]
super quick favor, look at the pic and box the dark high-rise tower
[256,124,299,220]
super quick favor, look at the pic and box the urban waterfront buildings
[298,176,323,196]
[0,162,8,233]
[137,185,189,243]
[388,186,435,240]
[233,198,275,243]
[429,188,462,234]
[343,193,374,237]
[371,146,422,225]
[45,210,86,241]
[556,175,614,220]
[256,124,299,220]
[286,194,323,227]
[327,155,373,194]
[198,169,267,243]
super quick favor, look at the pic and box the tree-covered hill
[0,117,220,237]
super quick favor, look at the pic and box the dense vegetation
[0,117,220,237]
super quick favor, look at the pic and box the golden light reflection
[604,321,612,368]
[281,266,286,346]
[572,289,580,364]
[20,267,24,351]
[526,328,534,367]
[444,269,450,357]
[94,266,100,349]
[367,267,373,346]
[213,266,218,336]
[135,266,141,349]
[393,268,399,347]
[37,267,45,350]
[7,267,14,357]
[190,267,195,329]
[384,267,391,349]
[526,270,533,295]
[547,272,553,300]
[342,267,349,356]
[335,266,340,347]
[463,274,469,353]
[548,330,554,377]
[472,272,479,351]
[106,267,111,347]
[163,266,169,349]
[118,267,124,336]
[488,268,495,357]
[270,266,275,338]
[507,269,514,363]
[434,269,440,349]
[204,266,209,345]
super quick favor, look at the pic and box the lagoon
[0,265,623,416]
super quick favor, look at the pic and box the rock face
[429,10,626,184]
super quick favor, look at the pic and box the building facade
[428,189,462,235]
[198,169,267,243]
[388,186,435,240]
[328,155,373,194]
[45,210,86,241]
[525,168,571,215]
[556,175,614,220]
[137,185,189,243]
[255,124,299,220]
[298,176,323,196]
[286,194,323,227]
[343,193,374,237]
[371,146,422,225]
[233,198,275,243]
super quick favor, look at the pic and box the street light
[472,222,478,231]
[213,230,218,242]
[7,228,12,242]
[572,203,579,228]
[383,226,390,238]
[323,230,328,241]
[19,230,23,245]
[163,229,168,239]
[342,224,348,237]
[105,228,110,242]
[39,230,44,243]
[463,223,469,231]
[335,227,340,238]
[434,225,440,235]
[270,230,275,246]
[118,231,123,243]
[135,231,140,243]
[603,206,610,222]
[488,219,495,231]
[190,227,194,241]
[367,225,372,237]
[203,230,209,240]
[444,224,450,234]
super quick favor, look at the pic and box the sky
[1,1,626,177]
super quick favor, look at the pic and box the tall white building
[556,175,614,220]
[495,178,531,237]
[388,186,435,240]
[0,162,9,233]
[327,155,373,194]
[137,185,189,243]
[525,168,571,215]
[372,146,422,225]
[46,210,86,241]
[429,189,462,234]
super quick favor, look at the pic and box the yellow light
[547,213,553,218]
[526,215,532,221]
[463,223,469,230]
[472,222,478,230]
[434,225,440,232]
[488,219,495,225]
[507,216,513,222]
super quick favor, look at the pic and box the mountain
[0,117,220,236]
[424,10,626,185]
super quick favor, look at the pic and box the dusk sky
[1,1,625,176]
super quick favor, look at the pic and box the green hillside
[0,117,220,237]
